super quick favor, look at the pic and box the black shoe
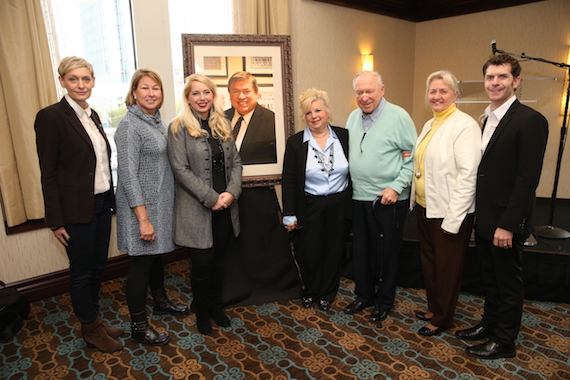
[455,324,493,341]
[152,288,190,315]
[415,310,432,321]
[466,340,516,359]
[418,325,447,336]
[318,300,331,312]
[209,307,231,328]
[195,309,212,335]
[131,321,171,346]
[302,296,315,309]
[369,309,388,323]
[344,301,372,315]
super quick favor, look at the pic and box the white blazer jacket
[411,108,481,234]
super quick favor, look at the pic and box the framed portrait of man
[182,34,294,187]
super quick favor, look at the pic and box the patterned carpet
[1,259,569,380]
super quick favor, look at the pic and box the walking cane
[371,195,384,327]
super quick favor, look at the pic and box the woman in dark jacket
[282,88,350,312]
[35,56,123,353]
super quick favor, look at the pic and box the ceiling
[312,0,545,22]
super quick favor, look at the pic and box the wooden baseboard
[7,247,190,303]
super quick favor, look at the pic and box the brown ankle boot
[82,318,123,353]
[98,317,125,338]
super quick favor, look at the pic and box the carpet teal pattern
[1,259,569,379]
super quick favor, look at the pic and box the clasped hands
[212,192,234,212]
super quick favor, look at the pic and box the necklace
[312,145,334,178]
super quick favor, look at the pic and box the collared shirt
[65,94,111,194]
[303,125,349,196]
[231,109,254,150]
[481,95,517,154]
[361,97,387,133]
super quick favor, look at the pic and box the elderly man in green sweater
[344,71,417,325]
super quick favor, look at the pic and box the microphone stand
[494,45,570,239]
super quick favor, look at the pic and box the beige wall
[413,0,570,198]
[2,0,569,284]
[289,0,416,131]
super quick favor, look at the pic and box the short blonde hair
[299,88,332,123]
[125,68,164,109]
[58,56,94,78]
[425,70,459,107]
[171,74,231,141]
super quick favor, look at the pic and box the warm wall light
[361,54,374,71]
[561,46,570,116]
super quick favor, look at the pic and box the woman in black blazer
[282,88,350,312]
[35,56,123,353]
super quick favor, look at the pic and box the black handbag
[0,280,30,341]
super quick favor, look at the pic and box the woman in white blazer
[411,70,481,336]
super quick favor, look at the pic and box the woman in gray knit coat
[115,69,189,346]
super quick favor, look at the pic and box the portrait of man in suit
[225,71,277,165]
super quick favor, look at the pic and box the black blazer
[225,104,277,164]
[475,99,548,239]
[35,97,114,228]
[282,126,350,227]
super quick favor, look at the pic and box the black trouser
[189,209,232,309]
[64,191,112,324]
[294,190,348,302]
[126,255,165,315]
[352,199,408,311]
[475,229,525,345]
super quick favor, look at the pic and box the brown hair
[228,71,259,93]
[125,68,164,109]
[482,54,521,77]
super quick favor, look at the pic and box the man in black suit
[221,71,301,307]
[455,55,548,359]
[225,71,277,165]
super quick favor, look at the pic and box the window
[168,0,233,110]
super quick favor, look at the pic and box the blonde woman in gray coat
[167,74,242,335]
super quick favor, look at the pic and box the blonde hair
[58,56,94,78]
[170,74,231,141]
[125,68,164,109]
[299,88,332,123]
[425,70,459,107]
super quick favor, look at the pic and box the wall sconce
[361,54,374,71]
[560,46,570,116]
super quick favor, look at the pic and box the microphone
[491,40,497,55]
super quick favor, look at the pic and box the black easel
[493,43,570,239]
